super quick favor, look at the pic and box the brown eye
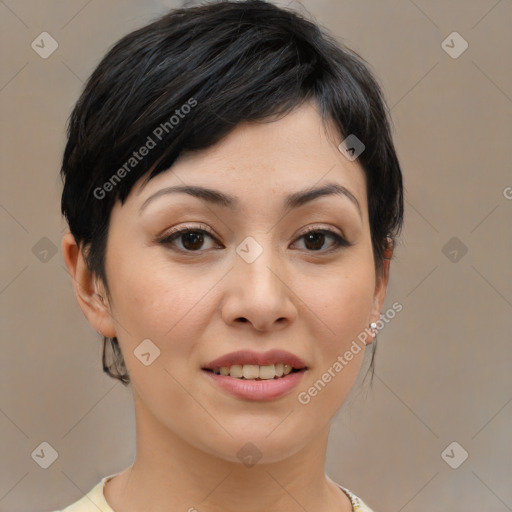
[294,229,351,252]
[180,231,205,251]
[303,232,326,251]
[160,226,220,253]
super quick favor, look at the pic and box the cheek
[106,256,179,337]
[293,266,374,415]
[293,254,375,405]
[297,258,375,349]
[330,273,374,341]
[106,256,220,363]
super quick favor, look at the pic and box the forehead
[126,101,368,217]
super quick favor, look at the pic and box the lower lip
[202,369,307,401]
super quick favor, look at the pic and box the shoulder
[339,485,376,512]
[50,475,116,512]
[52,476,374,512]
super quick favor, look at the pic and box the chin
[196,430,310,466]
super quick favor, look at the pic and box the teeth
[211,363,297,379]
[243,364,260,379]
[259,365,276,380]
[229,365,243,378]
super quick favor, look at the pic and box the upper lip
[202,349,308,370]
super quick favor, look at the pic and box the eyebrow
[138,182,361,216]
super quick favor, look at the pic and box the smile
[201,367,307,401]
[204,363,303,380]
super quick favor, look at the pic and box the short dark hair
[61,0,403,385]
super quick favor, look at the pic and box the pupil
[305,232,324,250]
[183,231,203,250]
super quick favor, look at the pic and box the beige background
[1,0,511,510]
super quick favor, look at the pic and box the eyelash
[158,223,352,254]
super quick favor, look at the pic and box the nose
[221,239,297,332]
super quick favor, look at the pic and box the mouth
[201,349,308,401]
[202,364,307,380]
[201,349,308,380]
[201,365,308,401]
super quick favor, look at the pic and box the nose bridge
[224,232,296,330]
[235,233,283,296]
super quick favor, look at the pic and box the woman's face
[98,101,388,463]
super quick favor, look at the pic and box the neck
[104,389,351,512]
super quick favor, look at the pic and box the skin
[62,100,391,512]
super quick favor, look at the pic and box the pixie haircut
[61,0,403,385]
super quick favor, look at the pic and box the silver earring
[370,322,378,337]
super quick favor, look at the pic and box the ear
[61,232,117,338]
[369,238,394,325]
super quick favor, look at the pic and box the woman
[57,1,403,510]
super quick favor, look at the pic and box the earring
[369,322,378,338]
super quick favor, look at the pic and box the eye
[158,224,221,253]
[158,225,352,254]
[293,228,351,252]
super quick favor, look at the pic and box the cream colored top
[53,473,375,512]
